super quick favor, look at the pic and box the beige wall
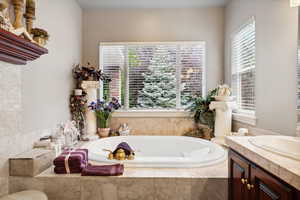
[82,8,225,134]
[82,8,225,91]
[225,0,298,136]
[0,0,82,197]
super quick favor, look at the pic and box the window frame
[99,41,206,115]
[230,17,256,121]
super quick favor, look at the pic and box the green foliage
[128,49,140,68]
[121,70,125,106]
[95,110,111,128]
[103,80,111,102]
[188,88,218,129]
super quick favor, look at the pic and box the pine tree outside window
[100,42,205,111]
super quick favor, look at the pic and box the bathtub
[83,136,226,168]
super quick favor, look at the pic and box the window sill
[232,113,257,126]
[112,110,192,118]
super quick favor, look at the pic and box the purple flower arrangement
[89,98,121,128]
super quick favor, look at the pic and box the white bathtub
[83,136,226,168]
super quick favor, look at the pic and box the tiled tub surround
[9,160,228,200]
[226,136,300,191]
[110,117,195,136]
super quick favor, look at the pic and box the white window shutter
[231,19,256,114]
[100,42,205,110]
[101,45,125,103]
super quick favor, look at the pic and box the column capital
[209,101,237,112]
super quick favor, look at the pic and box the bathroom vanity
[226,136,300,200]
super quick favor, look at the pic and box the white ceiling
[77,0,230,9]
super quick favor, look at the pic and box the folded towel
[81,164,124,176]
[113,142,134,156]
[53,149,88,174]
[54,164,87,174]
[53,149,88,167]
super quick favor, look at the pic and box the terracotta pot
[98,128,110,138]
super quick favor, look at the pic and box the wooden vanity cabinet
[229,149,299,200]
[229,149,251,200]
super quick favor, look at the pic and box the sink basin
[248,136,300,161]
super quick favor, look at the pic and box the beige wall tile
[0,178,8,197]
[110,117,195,136]
[80,177,117,200]
[116,178,155,200]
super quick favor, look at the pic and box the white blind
[100,42,205,110]
[180,44,205,106]
[231,18,256,113]
[100,45,125,103]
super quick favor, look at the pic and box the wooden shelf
[0,28,48,65]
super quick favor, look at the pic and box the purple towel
[53,149,88,174]
[113,142,134,156]
[53,149,88,167]
[54,164,86,174]
[81,164,124,176]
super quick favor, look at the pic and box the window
[100,42,206,110]
[231,18,256,115]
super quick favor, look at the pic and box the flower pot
[98,128,110,138]
[33,36,47,46]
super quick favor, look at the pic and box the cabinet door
[250,165,295,200]
[229,150,251,200]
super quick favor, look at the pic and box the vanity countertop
[225,136,300,191]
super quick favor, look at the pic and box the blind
[100,42,205,110]
[231,19,256,113]
[180,44,205,106]
[129,44,177,109]
[100,45,125,104]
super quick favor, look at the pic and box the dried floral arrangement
[70,63,112,137]
[73,63,111,83]
[70,92,87,136]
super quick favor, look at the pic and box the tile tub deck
[9,159,228,200]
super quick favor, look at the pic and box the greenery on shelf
[31,28,50,40]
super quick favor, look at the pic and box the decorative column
[24,0,36,33]
[12,0,24,29]
[81,81,99,141]
[209,101,237,138]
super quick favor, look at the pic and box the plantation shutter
[128,44,177,109]
[180,44,205,107]
[231,18,256,113]
[100,42,205,110]
[100,45,125,104]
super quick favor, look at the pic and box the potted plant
[187,88,218,138]
[31,28,49,46]
[89,97,121,138]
